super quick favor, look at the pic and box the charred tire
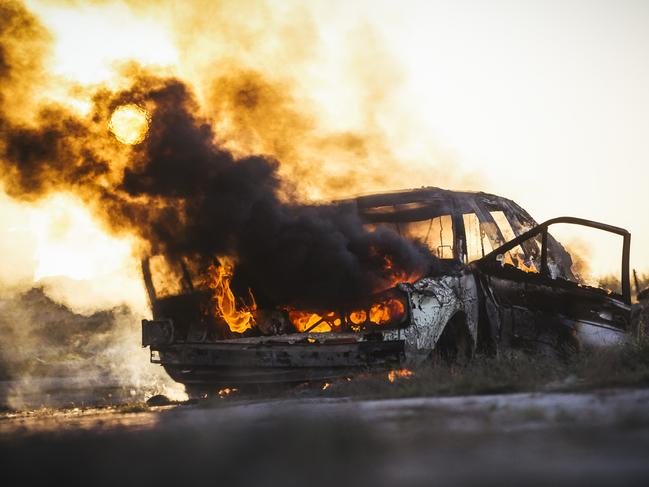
[434,312,473,366]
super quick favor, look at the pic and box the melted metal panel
[385,272,479,363]
[575,321,626,347]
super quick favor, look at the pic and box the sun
[109,104,149,145]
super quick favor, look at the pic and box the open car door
[472,217,631,354]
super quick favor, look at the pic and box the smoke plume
[2,73,436,309]
[0,2,439,311]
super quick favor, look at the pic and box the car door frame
[472,216,631,352]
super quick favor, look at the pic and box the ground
[2,387,649,486]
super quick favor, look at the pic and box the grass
[297,335,649,401]
[191,336,649,407]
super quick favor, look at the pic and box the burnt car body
[141,187,633,387]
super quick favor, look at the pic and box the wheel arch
[434,310,475,363]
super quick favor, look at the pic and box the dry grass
[308,336,649,400]
[191,335,649,405]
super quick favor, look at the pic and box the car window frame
[473,216,632,305]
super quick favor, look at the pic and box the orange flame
[288,310,339,333]
[502,251,539,274]
[350,298,406,326]
[387,368,413,383]
[218,387,238,397]
[377,253,423,292]
[289,297,406,332]
[206,252,409,335]
[369,298,406,325]
[208,258,256,333]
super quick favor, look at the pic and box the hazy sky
[369,0,649,272]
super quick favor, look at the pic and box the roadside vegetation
[598,270,649,299]
[334,340,649,399]
[190,330,649,407]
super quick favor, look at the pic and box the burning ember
[218,387,238,398]
[208,258,257,333]
[387,369,413,383]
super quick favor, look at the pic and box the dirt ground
[2,387,649,486]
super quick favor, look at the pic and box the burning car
[141,187,633,388]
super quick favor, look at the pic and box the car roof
[349,186,517,209]
[335,186,537,228]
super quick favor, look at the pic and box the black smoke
[0,2,438,311]
[109,79,437,308]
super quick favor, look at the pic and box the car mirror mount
[634,270,649,302]
[638,288,649,302]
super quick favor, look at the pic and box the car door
[472,217,632,354]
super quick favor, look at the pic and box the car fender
[386,271,479,363]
